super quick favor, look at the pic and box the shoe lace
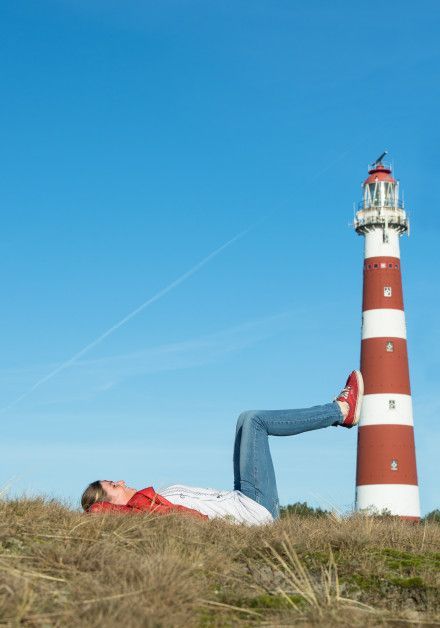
[338,385,351,400]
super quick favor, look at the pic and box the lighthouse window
[374,263,378,269]
[367,264,371,269]
[386,341,394,352]
[388,263,393,268]
[368,183,380,206]
[384,183,396,207]
[389,400,396,410]
[384,286,392,297]
[395,264,399,269]
[390,459,398,471]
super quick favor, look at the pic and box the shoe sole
[352,370,364,426]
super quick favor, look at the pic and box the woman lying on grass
[81,370,363,524]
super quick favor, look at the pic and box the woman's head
[81,480,107,511]
[81,480,136,510]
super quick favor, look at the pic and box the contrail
[0,225,257,414]
[1,145,356,415]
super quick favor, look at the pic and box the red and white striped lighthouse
[354,153,420,520]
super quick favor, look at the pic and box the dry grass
[0,498,439,626]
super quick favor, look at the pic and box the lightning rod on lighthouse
[353,155,420,520]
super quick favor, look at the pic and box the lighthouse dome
[363,163,396,186]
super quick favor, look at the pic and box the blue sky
[0,1,438,514]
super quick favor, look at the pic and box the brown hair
[81,480,109,511]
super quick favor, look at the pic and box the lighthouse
[354,153,420,520]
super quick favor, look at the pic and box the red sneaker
[335,370,364,428]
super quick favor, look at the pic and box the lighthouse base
[356,484,420,519]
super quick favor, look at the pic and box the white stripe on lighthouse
[364,229,401,259]
[356,484,420,518]
[360,393,414,426]
[362,309,406,340]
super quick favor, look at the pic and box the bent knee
[237,410,261,428]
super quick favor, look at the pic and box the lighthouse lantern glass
[365,180,398,209]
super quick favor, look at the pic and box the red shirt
[87,486,208,520]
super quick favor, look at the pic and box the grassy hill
[0,498,439,626]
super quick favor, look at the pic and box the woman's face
[100,480,136,505]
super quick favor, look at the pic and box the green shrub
[423,509,440,523]
[280,501,330,518]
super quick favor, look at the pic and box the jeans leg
[233,402,343,519]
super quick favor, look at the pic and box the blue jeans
[233,402,343,519]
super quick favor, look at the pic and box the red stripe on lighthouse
[363,257,404,311]
[356,424,418,485]
[361,338,410,394]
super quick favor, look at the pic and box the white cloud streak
[0,224,259,413]
[0,146,355,415]
[0,311,296,409]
